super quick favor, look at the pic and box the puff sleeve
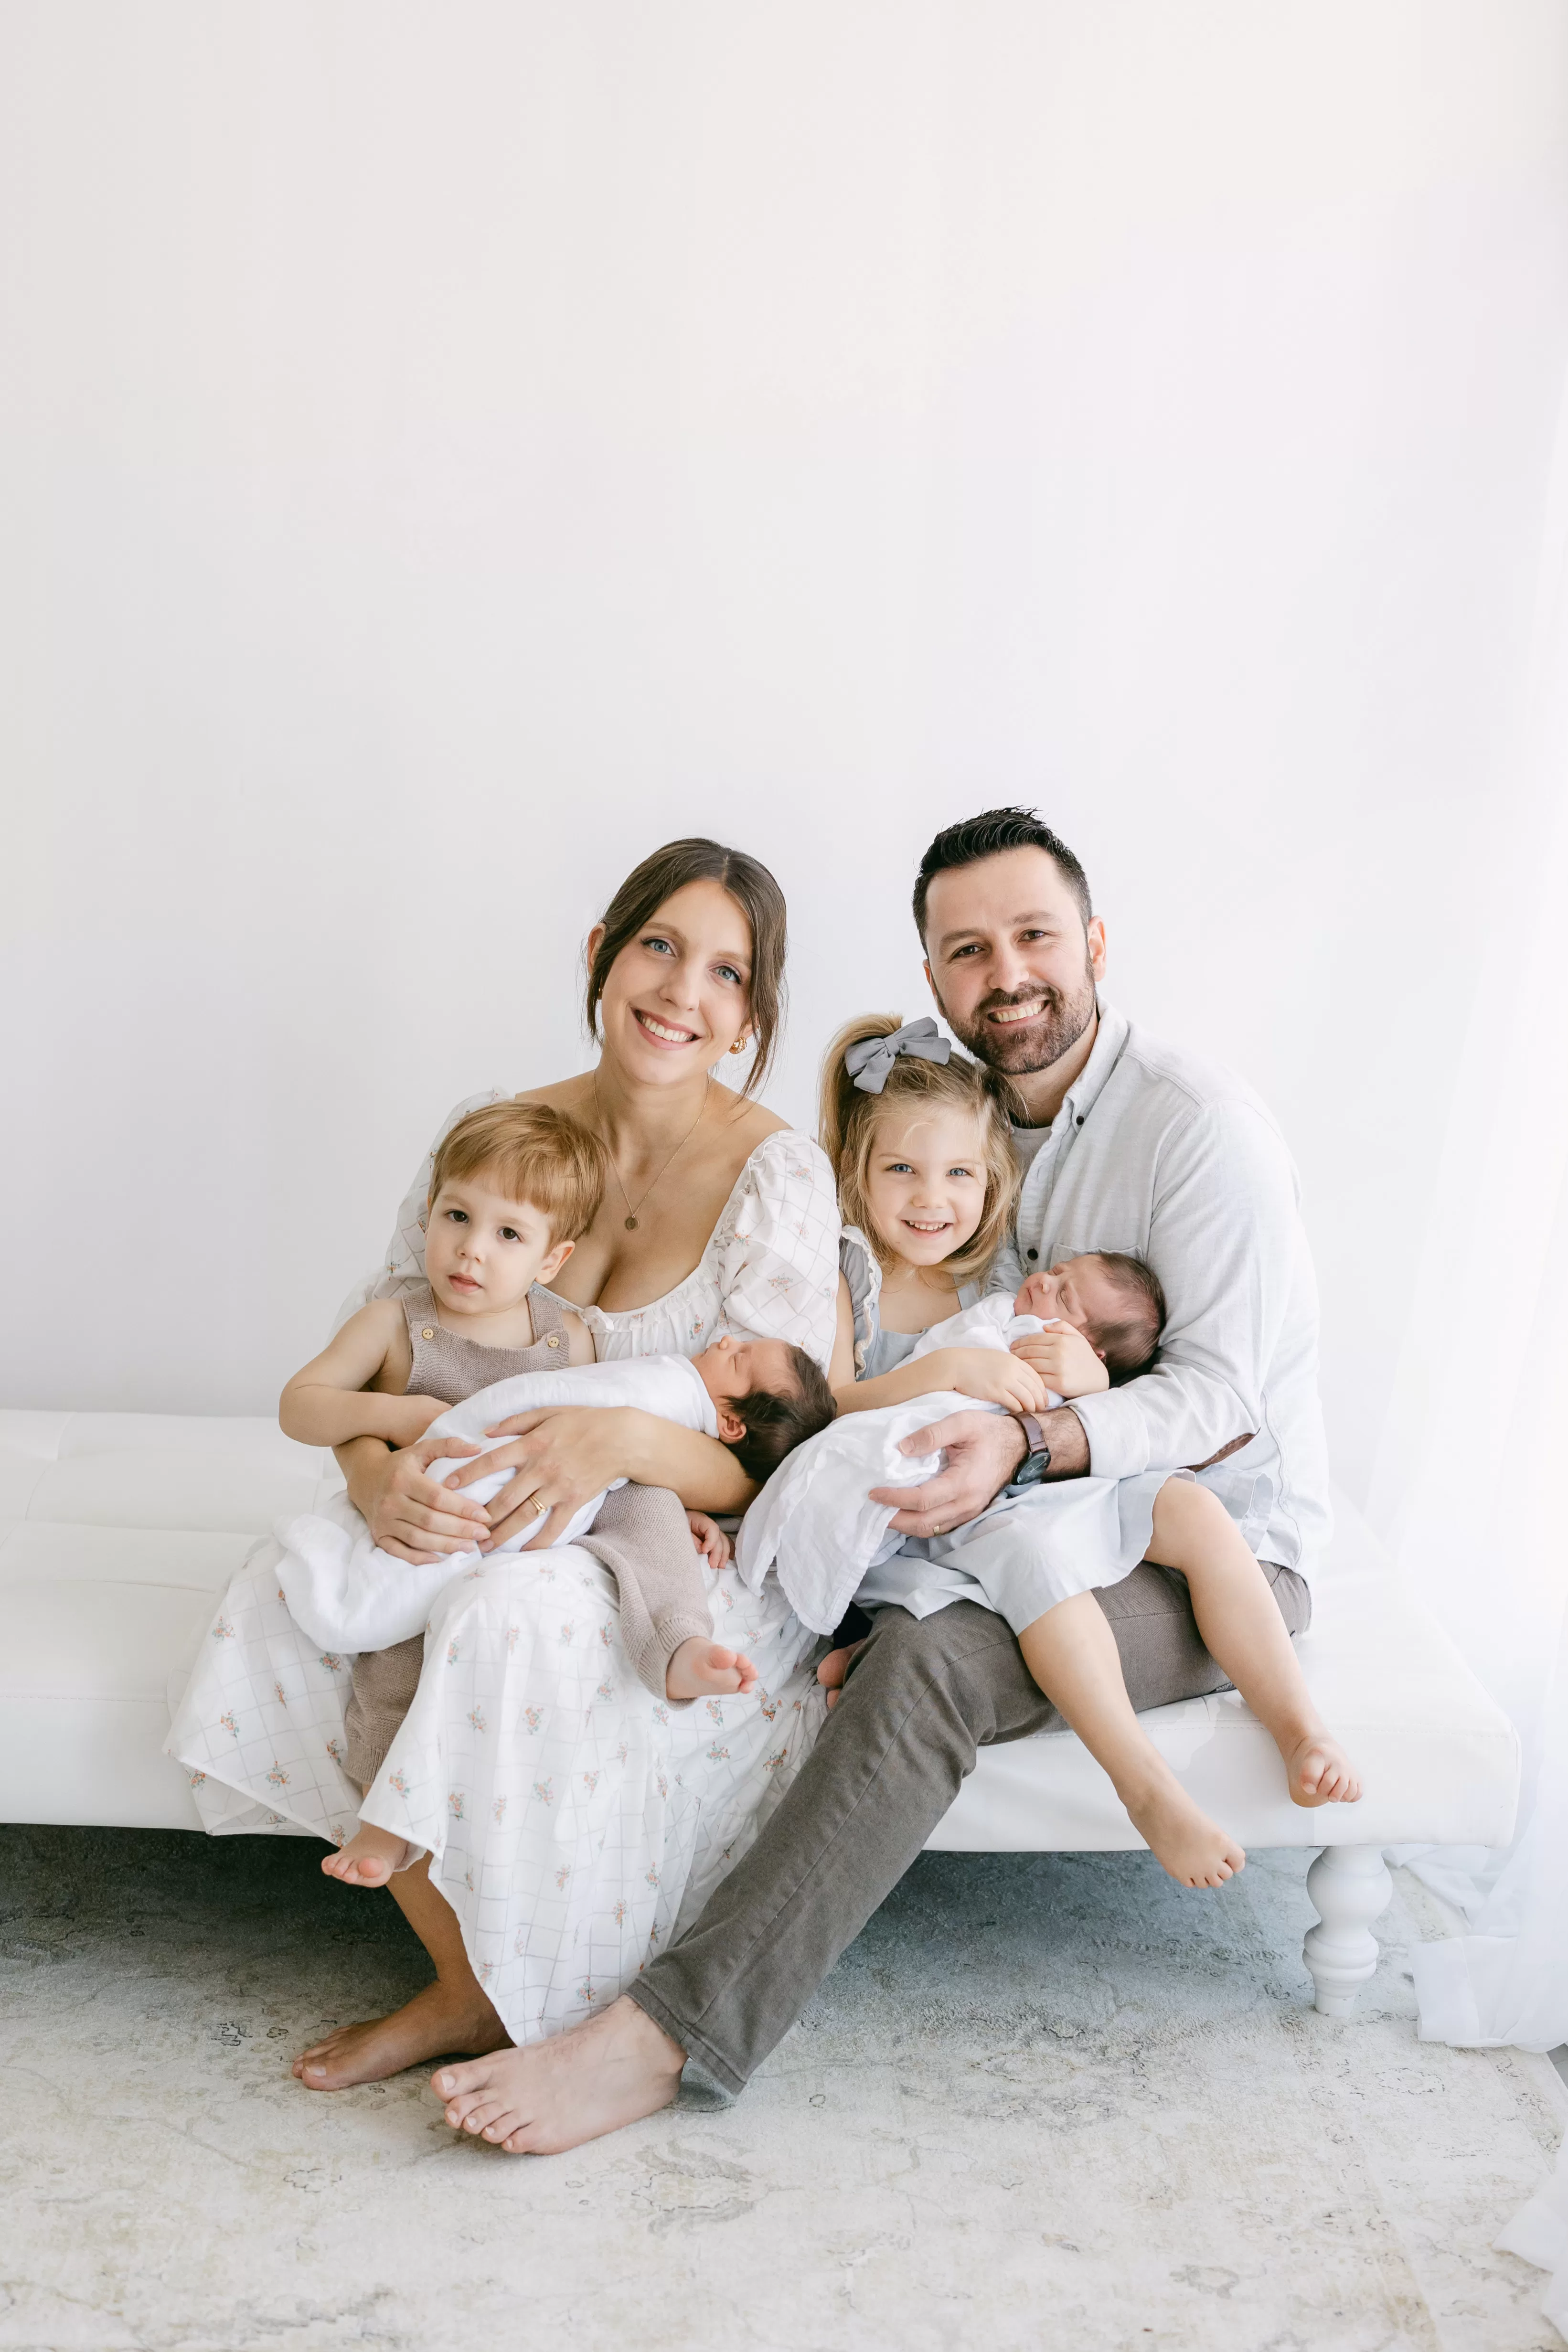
[710,1130,841,1372]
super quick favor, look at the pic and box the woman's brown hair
[585,839,787,1096]
[819,1013,1022,1283]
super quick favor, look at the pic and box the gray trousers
[626,1559,1310,2095]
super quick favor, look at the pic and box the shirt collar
[1054,993,1127,1130]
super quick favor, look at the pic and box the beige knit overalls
[341,1282,711,1787]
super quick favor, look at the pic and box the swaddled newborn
[736,1255,1165,1635]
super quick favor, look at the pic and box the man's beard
[942,961,1098,1079]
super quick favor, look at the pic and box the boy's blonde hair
[429,1101,607,1244]
[818,1014,1021,1283]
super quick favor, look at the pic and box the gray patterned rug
[0,1826,1561,2351]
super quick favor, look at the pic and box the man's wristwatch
[1013,1411,1053,1487]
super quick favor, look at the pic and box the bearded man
[432,805,1331,2152]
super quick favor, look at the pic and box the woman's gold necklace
[595,1078,711,1231]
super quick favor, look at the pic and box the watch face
[1014,1446,1051,1487]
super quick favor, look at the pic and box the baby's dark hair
[721,1344,837,1483]
[1081,1253,1167,1382]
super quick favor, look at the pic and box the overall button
[422,1327,435,1341]
[546,1333,561,1349]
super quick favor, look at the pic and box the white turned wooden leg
[1302,1843,1393,2017]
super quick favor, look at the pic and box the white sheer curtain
[1366,356,1568,2331]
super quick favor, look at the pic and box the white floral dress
[168,1113,841,2045]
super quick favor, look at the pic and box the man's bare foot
[816,1640,866,1711]
[292,1978,510,2092]
[665,1638,757,1701]
[1285,1731,1362,1808]
[321,1822,414,1887]
[1122,1769,1247,1889]
[434,1993,684,2155]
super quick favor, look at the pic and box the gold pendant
[624,1214,639,1230]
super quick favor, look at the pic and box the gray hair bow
[844,1016,953,1094]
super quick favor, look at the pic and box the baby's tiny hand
[937,1347,1052,1415]
[687,1511,734,1570]
[1010,1325,1109,1398]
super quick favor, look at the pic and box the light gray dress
[838,1228,1178,1635]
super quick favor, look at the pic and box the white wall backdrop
[5,3,1568,1524]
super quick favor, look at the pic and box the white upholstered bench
[0,1408,1519,2019]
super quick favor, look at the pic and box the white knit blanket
[735,1300,1060,1634]
[275,1355,716,1651]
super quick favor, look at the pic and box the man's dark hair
[1083,1253,1167,1384]
[722,1344,837,1483]
[913,807,1093,942]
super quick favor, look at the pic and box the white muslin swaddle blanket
[736,1298,1061,1634]
[276,1354,717,1652]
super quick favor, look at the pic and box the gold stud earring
[729,1037,748,1055]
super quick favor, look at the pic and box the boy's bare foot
[816,1640,866,1710]
[665,1638,758,1701]
[1285,1732,1362,1808]
[321,1822,414,1887]
[434,1994,684,2154]
[292,1979,510,2091]
[1122,1770,1247,1889]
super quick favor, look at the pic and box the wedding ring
[531,1498,549,1519]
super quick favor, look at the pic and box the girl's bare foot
[292,1978,510,2091]
[816,1640,866,1710]
[1285,1732,1362,1808]
[434,1994,683,2154]
[1122,1769,1247,1888]
[665,1638,758,1701]
[321,1823,414,1887]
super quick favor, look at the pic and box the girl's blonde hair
[818,1014,1021,1282]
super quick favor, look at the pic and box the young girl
[819,1013,1362,1892]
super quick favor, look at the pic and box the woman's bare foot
[665,1638,758,1701]
[1285,1731,1362,1808]
[1121,1768,1247,1889]
[816,1640,866,1711]
[433,1994,684,2154]
[292,1978,510,2092]
[321,1822,413,1887]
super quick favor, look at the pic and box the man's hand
[1009,1323,1109,1400]
[871,1411,1028,1538]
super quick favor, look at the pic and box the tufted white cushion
[0,1410,1518,1855]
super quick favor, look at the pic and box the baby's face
[1014,1257,1118,1347]
[424,1174,568,1318]
[692,1331,795,1410]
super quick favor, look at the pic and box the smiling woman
[178,837,842,2096]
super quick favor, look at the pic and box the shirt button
[546,1333,561,1349]
[1027,1249,1038,1261]
[1076,1114,1085,1127]
[421,1327,435,1341]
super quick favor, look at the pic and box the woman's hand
[1010,1323,1110,1399]
[344,1434,489,1565]
[687,1511,734,1570]
[448,1405,639,1551]
[922,1346,1052,1415]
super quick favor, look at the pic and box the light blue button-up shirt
[989,1000,1331,1571]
